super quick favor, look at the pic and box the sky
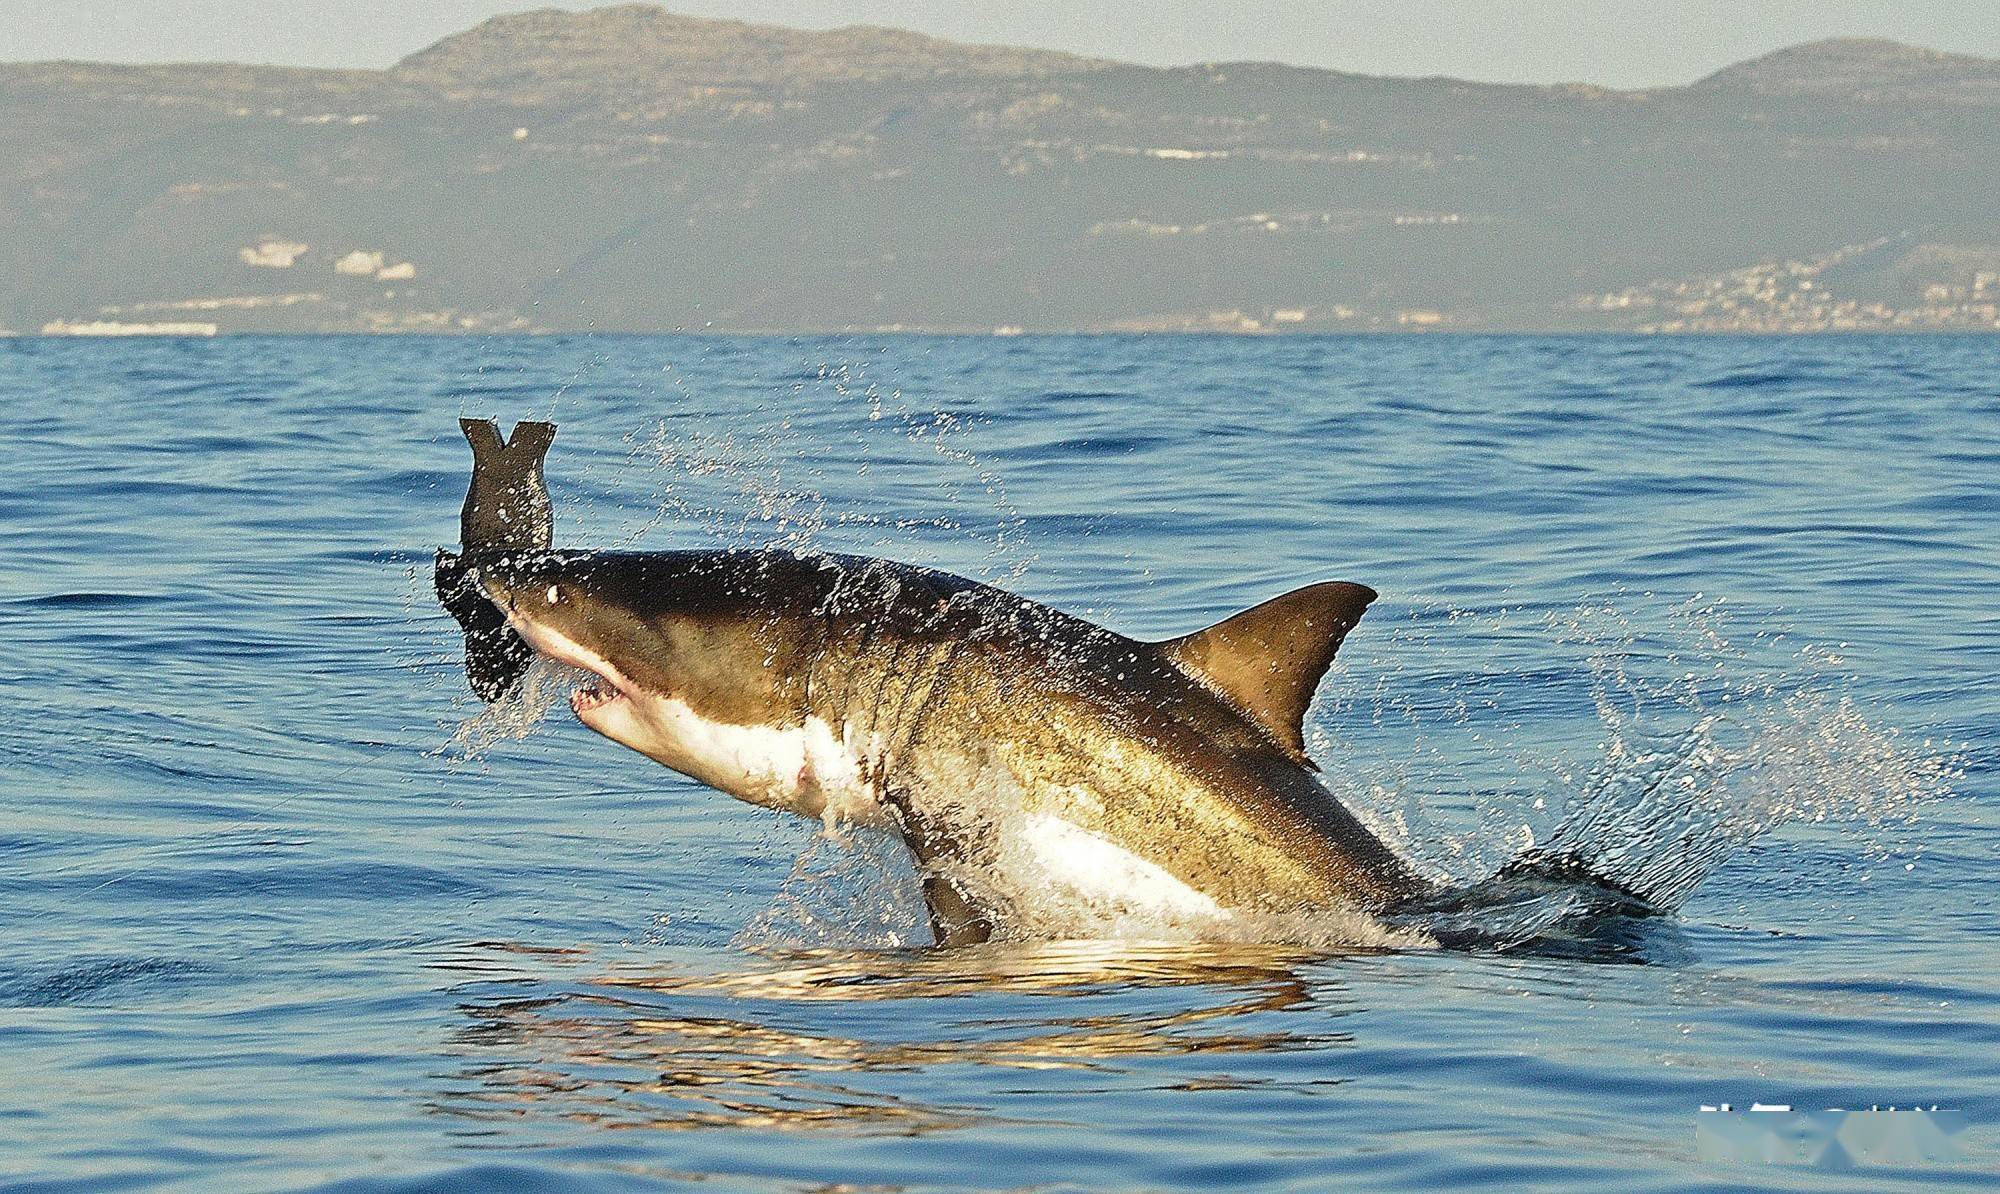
[4,1,1998,88]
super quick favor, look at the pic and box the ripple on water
[1,957,212,1007]
[1,334,1993,1191]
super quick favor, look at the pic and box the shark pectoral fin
[921,874,993,947]
[457,418,557,552]
[888,795,997,948]
[1154,581,1377,763]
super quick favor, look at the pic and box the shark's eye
[547,585,561,603]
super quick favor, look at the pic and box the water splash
[622,355,1034,581]
[734,827,932,951]
[1326,595,1960,936]
[1530,701,1934,910]
[1526,600,1958,910]
[443,657,590,759]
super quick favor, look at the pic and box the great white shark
[436,420,1635,947]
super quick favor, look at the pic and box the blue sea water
[1,333,1995,1191]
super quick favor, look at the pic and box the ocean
[2,333,1994,1190]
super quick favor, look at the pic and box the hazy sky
[5,1,1998,87]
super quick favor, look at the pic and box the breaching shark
[436,420,1641,948]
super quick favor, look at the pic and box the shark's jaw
[533,626,630,725]
[569,675,624,716]
[480,573,886,826]
[477,574,641,734]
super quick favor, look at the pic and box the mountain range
[6,4,2000,334]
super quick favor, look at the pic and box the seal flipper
[435,548,539,702]
[436,419,558,701]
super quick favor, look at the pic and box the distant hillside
[1692,37,2000,96]
[5,7,1999,334]
[393,4,1104,93]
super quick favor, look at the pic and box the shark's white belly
[1008,813,1225,920]
[629,699,1229,941]
[635,697,1228,934]
[628,693,887,828]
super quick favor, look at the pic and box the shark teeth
[569,676,625,713]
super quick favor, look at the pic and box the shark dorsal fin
[458,417,556,553]
[1155,581,1377,764]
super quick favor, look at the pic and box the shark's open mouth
[570,674,627,714]
[477,573,639,720]
[541,645,634,719]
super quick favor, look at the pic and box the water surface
[2,334,1994,1190]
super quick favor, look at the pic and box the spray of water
[444,658,590,759]
[1516,601,1958,911]
[621,356,1034,582]
[1322,595,1959,932]
[734,827,933,951]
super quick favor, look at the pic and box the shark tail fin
[1154,581,1376,766]
[1493,848,1657,909]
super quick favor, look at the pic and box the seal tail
[458,418,556,553]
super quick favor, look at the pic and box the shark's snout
[469,557,642,726]
[470,555,567,613]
